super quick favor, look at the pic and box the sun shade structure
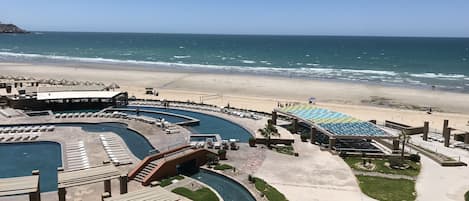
[37,91,123,100]
[276,104,395,139]
[0,175,39,196]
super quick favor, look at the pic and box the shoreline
[1,61,469,131]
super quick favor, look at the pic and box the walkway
[254,135,374,201]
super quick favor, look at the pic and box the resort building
[0,79,128,110]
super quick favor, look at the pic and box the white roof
[37,91,122,100]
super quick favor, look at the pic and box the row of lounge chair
[66,141,90,171]
[100,135,132,166]
[191,139,240,150]
[131,101,263,121]
[0,133,41,142]
[55,112,117,119]
[0,125,55,134]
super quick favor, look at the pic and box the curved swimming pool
[0,142,62,192]
[191,169,256,201]
[127,106,253,142]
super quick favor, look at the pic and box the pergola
[57,164,128,201]
[274,104,397,150]
[0,170,40,201]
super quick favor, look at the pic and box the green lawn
[343,157,420,177]
[159,175,185,187]
[357,175,416,201]
[465,190,469,201]
[214,163,233,170]
[172,187,219,201]
[254,177,288,201]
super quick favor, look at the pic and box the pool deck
[0,113,190,201]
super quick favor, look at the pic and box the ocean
[1,32,468,92]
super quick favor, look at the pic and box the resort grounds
[1,61,469,201]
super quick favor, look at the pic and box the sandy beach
[1,61,469,131]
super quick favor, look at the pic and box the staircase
[134,160,158,182]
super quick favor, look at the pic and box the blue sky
[1,0,469,37]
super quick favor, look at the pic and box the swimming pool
[0,142,62,192]
[190,169,256,201]
[57,123,155,159]
[127,106,253,142]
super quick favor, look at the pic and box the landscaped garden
[343,156,420,177]
[342,155,421,201]
[357,176,416,201]
[159,175,185,187]
[465,190,469,201]
[172,187,219,201]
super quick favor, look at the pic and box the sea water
[1,32,468,92]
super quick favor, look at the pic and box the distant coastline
[0,23,28,33]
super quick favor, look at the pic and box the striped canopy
[278,104,388,137]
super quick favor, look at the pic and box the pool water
[57,123,155,159]
[0,142,62,192]
[54,109,101,113]
[127,106,253,142]
[190,169,256,201]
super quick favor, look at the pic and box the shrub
[300,133,309,142]
[248,174,253,183]
[388,157,405,169]
[409,154,421,162]
[218,149,227,160]
[248,137,256,147]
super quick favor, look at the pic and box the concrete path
[255,135,375,201]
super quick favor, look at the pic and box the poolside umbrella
[0,75,5,79]
[5,75,13,79]
[108,82,120,89]
[59,79,68,85]
[84,81,92,86]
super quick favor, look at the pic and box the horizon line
[29,30,469,39]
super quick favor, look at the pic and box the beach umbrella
[308,97,316,104]
[59,79,68,85]
[71,81,80,85]
[14,75,26,80]
[0,75,5,79]
[84,81,92,86]
[5,75,13,79]
[108,82,120,89]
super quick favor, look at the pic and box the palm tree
[399,130,410,162]
[258,119,280,148]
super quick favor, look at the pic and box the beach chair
[207,139,214,149]
[47,125,55,131]
[55,113,61,118]
[221,140,229,150]
[24,126,32,132]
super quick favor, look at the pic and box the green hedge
[214,163,233,170]
[159,175,184,187]
[465,190,469,201]
[172,187,219,201]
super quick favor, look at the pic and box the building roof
[104,186,191,201]
[58,165,121,188]
[0,175,39,196]
[37,91,123,100]
[276,104,395,139]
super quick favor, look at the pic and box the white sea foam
[409,72,466,79]
[340,69,398,76]
[173,55,191,59]
[240,60,256,64]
